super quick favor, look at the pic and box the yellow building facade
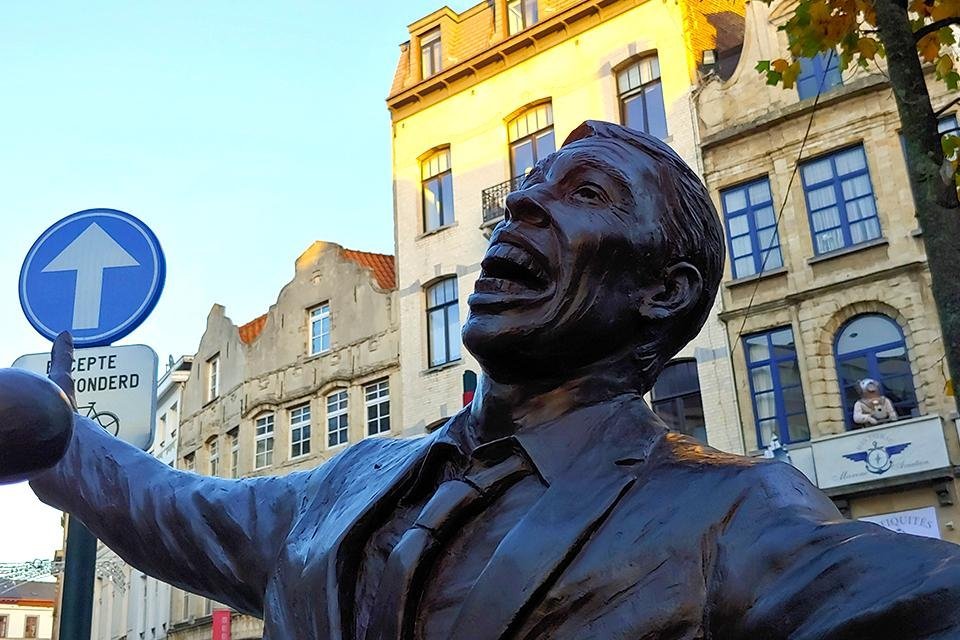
[698,0,960,541]
[388,0,747,452]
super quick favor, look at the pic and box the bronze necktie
[364,453,530,640]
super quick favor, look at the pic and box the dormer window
[508,0,538,34]
[421,29,442,79]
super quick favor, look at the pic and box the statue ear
[636,261,703,321]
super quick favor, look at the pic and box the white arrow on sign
[41,223,140,330]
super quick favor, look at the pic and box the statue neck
[468,355,642,444]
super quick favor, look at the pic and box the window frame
[834,314,919,428]
[721,177,783,279]
[228,427,240,478]
[326,390,349,448]
[364,378,391,437]
[425,277,461,368]
[650,359,708,442]
[800,144,881,255]
[206,354,220,402]
[796,51,842,100]
[420,28,442,79]
[254,412,275,469]
[421,148,454,232]
[208,437,219,477]
[0,614,8,638]
[507,0,538,34]
[616,54,668,139]
[507,102,555,180]
[309,303,331,356]
[744,326,810,447]
[183,452,195,473]
[289,403,312,459]
[24,616,38,639]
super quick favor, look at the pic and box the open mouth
[475,242,549,294]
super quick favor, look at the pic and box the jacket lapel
[311,415,466,639]
[452,398,665,640]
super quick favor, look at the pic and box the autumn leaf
[772,58,790,73]
[782,61,802,88]
[937,53,955,77]
[857,37,879,60]
[919,32,941,62]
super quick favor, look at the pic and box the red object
[462,390,475,406]
[212,609,232,640]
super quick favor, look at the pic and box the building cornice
[386,0,639,121]
[718,259,928,322]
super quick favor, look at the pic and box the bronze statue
[3,121,960,639]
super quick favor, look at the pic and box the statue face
[463,138,668,382]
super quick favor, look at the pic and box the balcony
[480,176,524,228]
[775,414,952,494]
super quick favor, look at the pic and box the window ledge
[422,359,462,376]
[807,237,888,265]
[724,266,788,289]
[417,222,458,240]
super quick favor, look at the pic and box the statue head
[462,120,724,392]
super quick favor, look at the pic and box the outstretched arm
[29,334,301,617]
[712,462,960,639]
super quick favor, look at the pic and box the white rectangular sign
[13,344,158,450]
[861,506,942,539]
[811,415,950,490]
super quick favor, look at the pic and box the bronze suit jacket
[32,395,960,639]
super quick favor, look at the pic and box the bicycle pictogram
[78,402,120,437]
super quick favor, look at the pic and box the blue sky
[0,0,470,563]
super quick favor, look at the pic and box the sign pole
[58,516,97,640]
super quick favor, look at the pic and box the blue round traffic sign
[19,209,165,347]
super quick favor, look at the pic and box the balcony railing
[481,176,524,225]
[772,414,951,492]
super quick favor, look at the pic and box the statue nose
[505,190,549,227]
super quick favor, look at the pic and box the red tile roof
[342,249,396,291]
[238,313,267,344]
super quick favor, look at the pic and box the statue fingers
[49,331,77,409]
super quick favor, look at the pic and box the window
[364,379,391,436]
[801,145,881,255]
[426,278,461,367]
[744,327,810,446]
[254,413,275,469]
[24,616,38,639]
[507,0,538,34]
[508,103,555,179]
[835,314,918,428]
[184,453,195,472]
[421,29,441,78]
[617,55,668,139]
[327,390,349,447]
[290,403,311,458]
[310,304,331,355]
[797,51,842,100]
[939,114,959,136]
[651,360,707,442]
[204,598,213,616]
[182,590,190,620]
[722,178,783,278]
[206,355,220,401]
[422,148,454,231]
[208,437,219,477]
[228,427,240,478]
[0,615,7,637]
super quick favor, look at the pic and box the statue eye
[574,185,604,202]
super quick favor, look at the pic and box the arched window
[616,55,668,139]
[426,277,461,367]
[507,102,555,180]
[651,360,707,442]
[835,314,918,428]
